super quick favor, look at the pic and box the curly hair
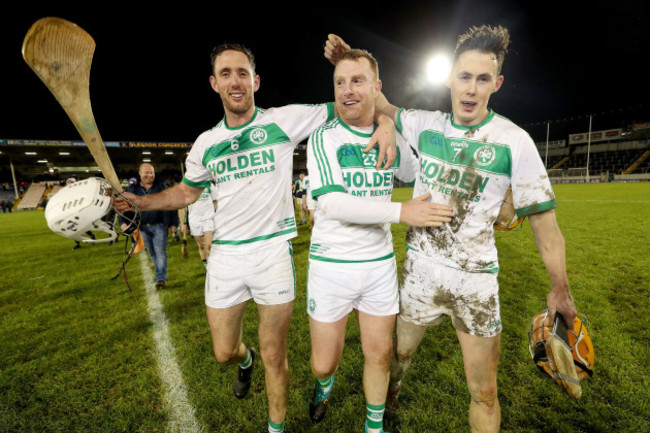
[454,25,510,75]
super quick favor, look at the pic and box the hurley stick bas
[22,17,122,192]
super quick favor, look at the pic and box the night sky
[2,1,649,144]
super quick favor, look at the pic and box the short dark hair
[210,43,256,73]
[454,25,510,75]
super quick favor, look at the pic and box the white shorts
[205,241,295,308]
[399,249,502,337]
[307,258,399,323]
[189,215,214,237]
[306,197,316,210]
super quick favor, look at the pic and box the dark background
[1,1,649,180]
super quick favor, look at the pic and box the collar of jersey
[337,116,377,137]
[450,108,495,131]
[223,107,259,130]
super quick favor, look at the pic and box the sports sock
[366,402,386,432]
[317,374,335,397]
[238,348,252,369]
[268,419,284,433]
[202,259,207,268]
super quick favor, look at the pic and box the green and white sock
[268,419,284,433]
[238,348,252,369]
[366,402,385,432]
[317,374,335,397]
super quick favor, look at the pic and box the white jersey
[397,108,556,273]
[303,175,315,209]
[307,117,418,264]
[188,184,217,226]
[183,104,335,253]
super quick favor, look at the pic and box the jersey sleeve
[395,108,428,149]
[182,134,212,189]
[510,131,557,217]
[395,132,419,183]
[307,126,346,199]
[273,103,336,145]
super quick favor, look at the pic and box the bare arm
[114,182,203,213]
[528,209,577,327]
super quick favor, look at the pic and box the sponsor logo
[309,298,316,313]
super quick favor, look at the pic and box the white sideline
[138,252,203,433]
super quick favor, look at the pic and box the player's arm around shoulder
[528,209,578,326]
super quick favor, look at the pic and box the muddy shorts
[399,249,502,337]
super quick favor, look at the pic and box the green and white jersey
[188,184,217,225]
[183,103,335,253]
[303,175,312,200]
[397,108,556,273]
[308,117,418,264]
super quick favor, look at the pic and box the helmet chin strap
[110,190,142,291]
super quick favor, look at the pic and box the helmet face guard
[45,177,140,243]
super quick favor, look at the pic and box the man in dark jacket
[121,163,179,289]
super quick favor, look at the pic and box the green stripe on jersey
[417,131,513,177]
[202,123,290,166]
[336,144,401,170]
[309,252,395,263]
[516,198,557,217]
[311,119,339,187]
[182,177,211,189]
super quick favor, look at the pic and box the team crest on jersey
[249,128,268,145]
[473,145,496,166]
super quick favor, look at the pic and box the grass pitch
[0,182,648,432]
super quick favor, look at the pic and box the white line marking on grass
[138,253,203,433]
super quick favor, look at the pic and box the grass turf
[0,181,648,432]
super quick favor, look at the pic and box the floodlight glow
[426,54,451,84]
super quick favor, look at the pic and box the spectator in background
[120,163,179,290]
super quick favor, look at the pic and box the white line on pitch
[138,252,203,433]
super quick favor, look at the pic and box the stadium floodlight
[165,151,174,155]
[142,151,151,154]
[25,151,37,155]
[426,54,451,85]
[143,158,151,162]
[59,152,70,155]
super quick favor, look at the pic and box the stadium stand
[16,183,46,210]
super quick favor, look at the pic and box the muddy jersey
[397,108,556,273]
[183,104,335,253]
[308,117,418,264]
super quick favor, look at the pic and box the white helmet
[45,177,140,243]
